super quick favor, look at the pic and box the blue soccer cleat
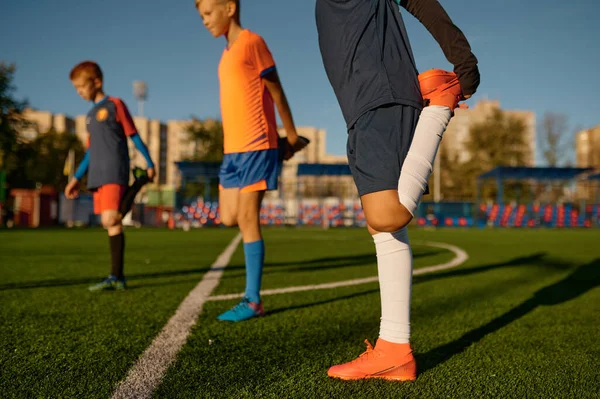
[217,297,264,322]
[112,277,127,291]
[88,275,126,292]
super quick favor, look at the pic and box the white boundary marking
[112,238,467,398]
[111,233,242,399]
[208,240,468,301]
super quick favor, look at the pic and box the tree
[439,109,529,201]
[466,109,529,201]
[436,146,465,200]
[179,118,224,200]
[539,112,569,167]
[27,129,86,192]
[185,117,224,162]
[0,63,30,189]
[466,109,528,168]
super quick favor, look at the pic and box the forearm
[130,133,155,168]
[273,91,298,139]
[74,150,90,180]
[400,0,479,95]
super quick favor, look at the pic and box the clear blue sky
[2,0,599,162]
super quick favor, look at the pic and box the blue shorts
[219,149,280,193]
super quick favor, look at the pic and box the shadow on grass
[236,252,570,317]
[264,288,381,317]
[416,258,600,374]
[0,250,437,291]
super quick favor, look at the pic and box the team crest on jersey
[96,108,109,122]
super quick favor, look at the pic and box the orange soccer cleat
[327,339,417,381]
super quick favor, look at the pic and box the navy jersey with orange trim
[86,97,137,190]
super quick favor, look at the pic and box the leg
[370,224,413,345]
[119,170,150,218]
[237,189,265,243]
[328,205,416,381]
[89,185,127,292]
[238,189,266,304]
[397,105,452,215]
[235,150,280,304]
[361,190,413,233]
[216,189,266,322]
[218,187,240,227]
[217,154,241,227]
[348,104,421,232]
[101,208,126,280]
[102,209,123,237]
[328,105,417,380]
[217,149,279,322]
[397,69,461,215]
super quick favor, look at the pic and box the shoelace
[352,340,379,364]
[231,298,251,313]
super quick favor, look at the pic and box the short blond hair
[195,0,240,22]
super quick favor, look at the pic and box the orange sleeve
[112,98,137,136]
[251,35,276,77]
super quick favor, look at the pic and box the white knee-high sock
[374,228,413,344]
[398,105,452,215]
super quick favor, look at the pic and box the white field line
[111,233,242,399]
[208,240,468,301]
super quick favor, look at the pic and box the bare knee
[219,206,238,227]
[218,187,240,227]
[101,213,120,230]
[237,207,258,230]
[367,218,408,233]
[361,190,413,233]
[220,212,238,227]
[366,210,412,233]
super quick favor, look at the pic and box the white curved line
[208,240,468,301]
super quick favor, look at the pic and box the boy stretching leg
[316,0,480,380]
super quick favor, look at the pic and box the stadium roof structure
[175,161,221,201]
[175,161,221,180]
[477,166,594,181]
[477,166,596,203]
[587,172,600,180]
[296,163,352,176]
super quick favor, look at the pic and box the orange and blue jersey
[218,29,279,155]
[217,30,281,193]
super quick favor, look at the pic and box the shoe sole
[327,360,417,382]
[217,314,263,322]
[89,287,114,292]
[217,310,264,322]
[327,373,416,381]
[89,284,126,292]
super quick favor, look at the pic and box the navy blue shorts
[219,149,280,193]
[347,104,422,197]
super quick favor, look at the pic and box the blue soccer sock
[244,240,265,304]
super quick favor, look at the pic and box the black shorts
[347,104,422,197]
